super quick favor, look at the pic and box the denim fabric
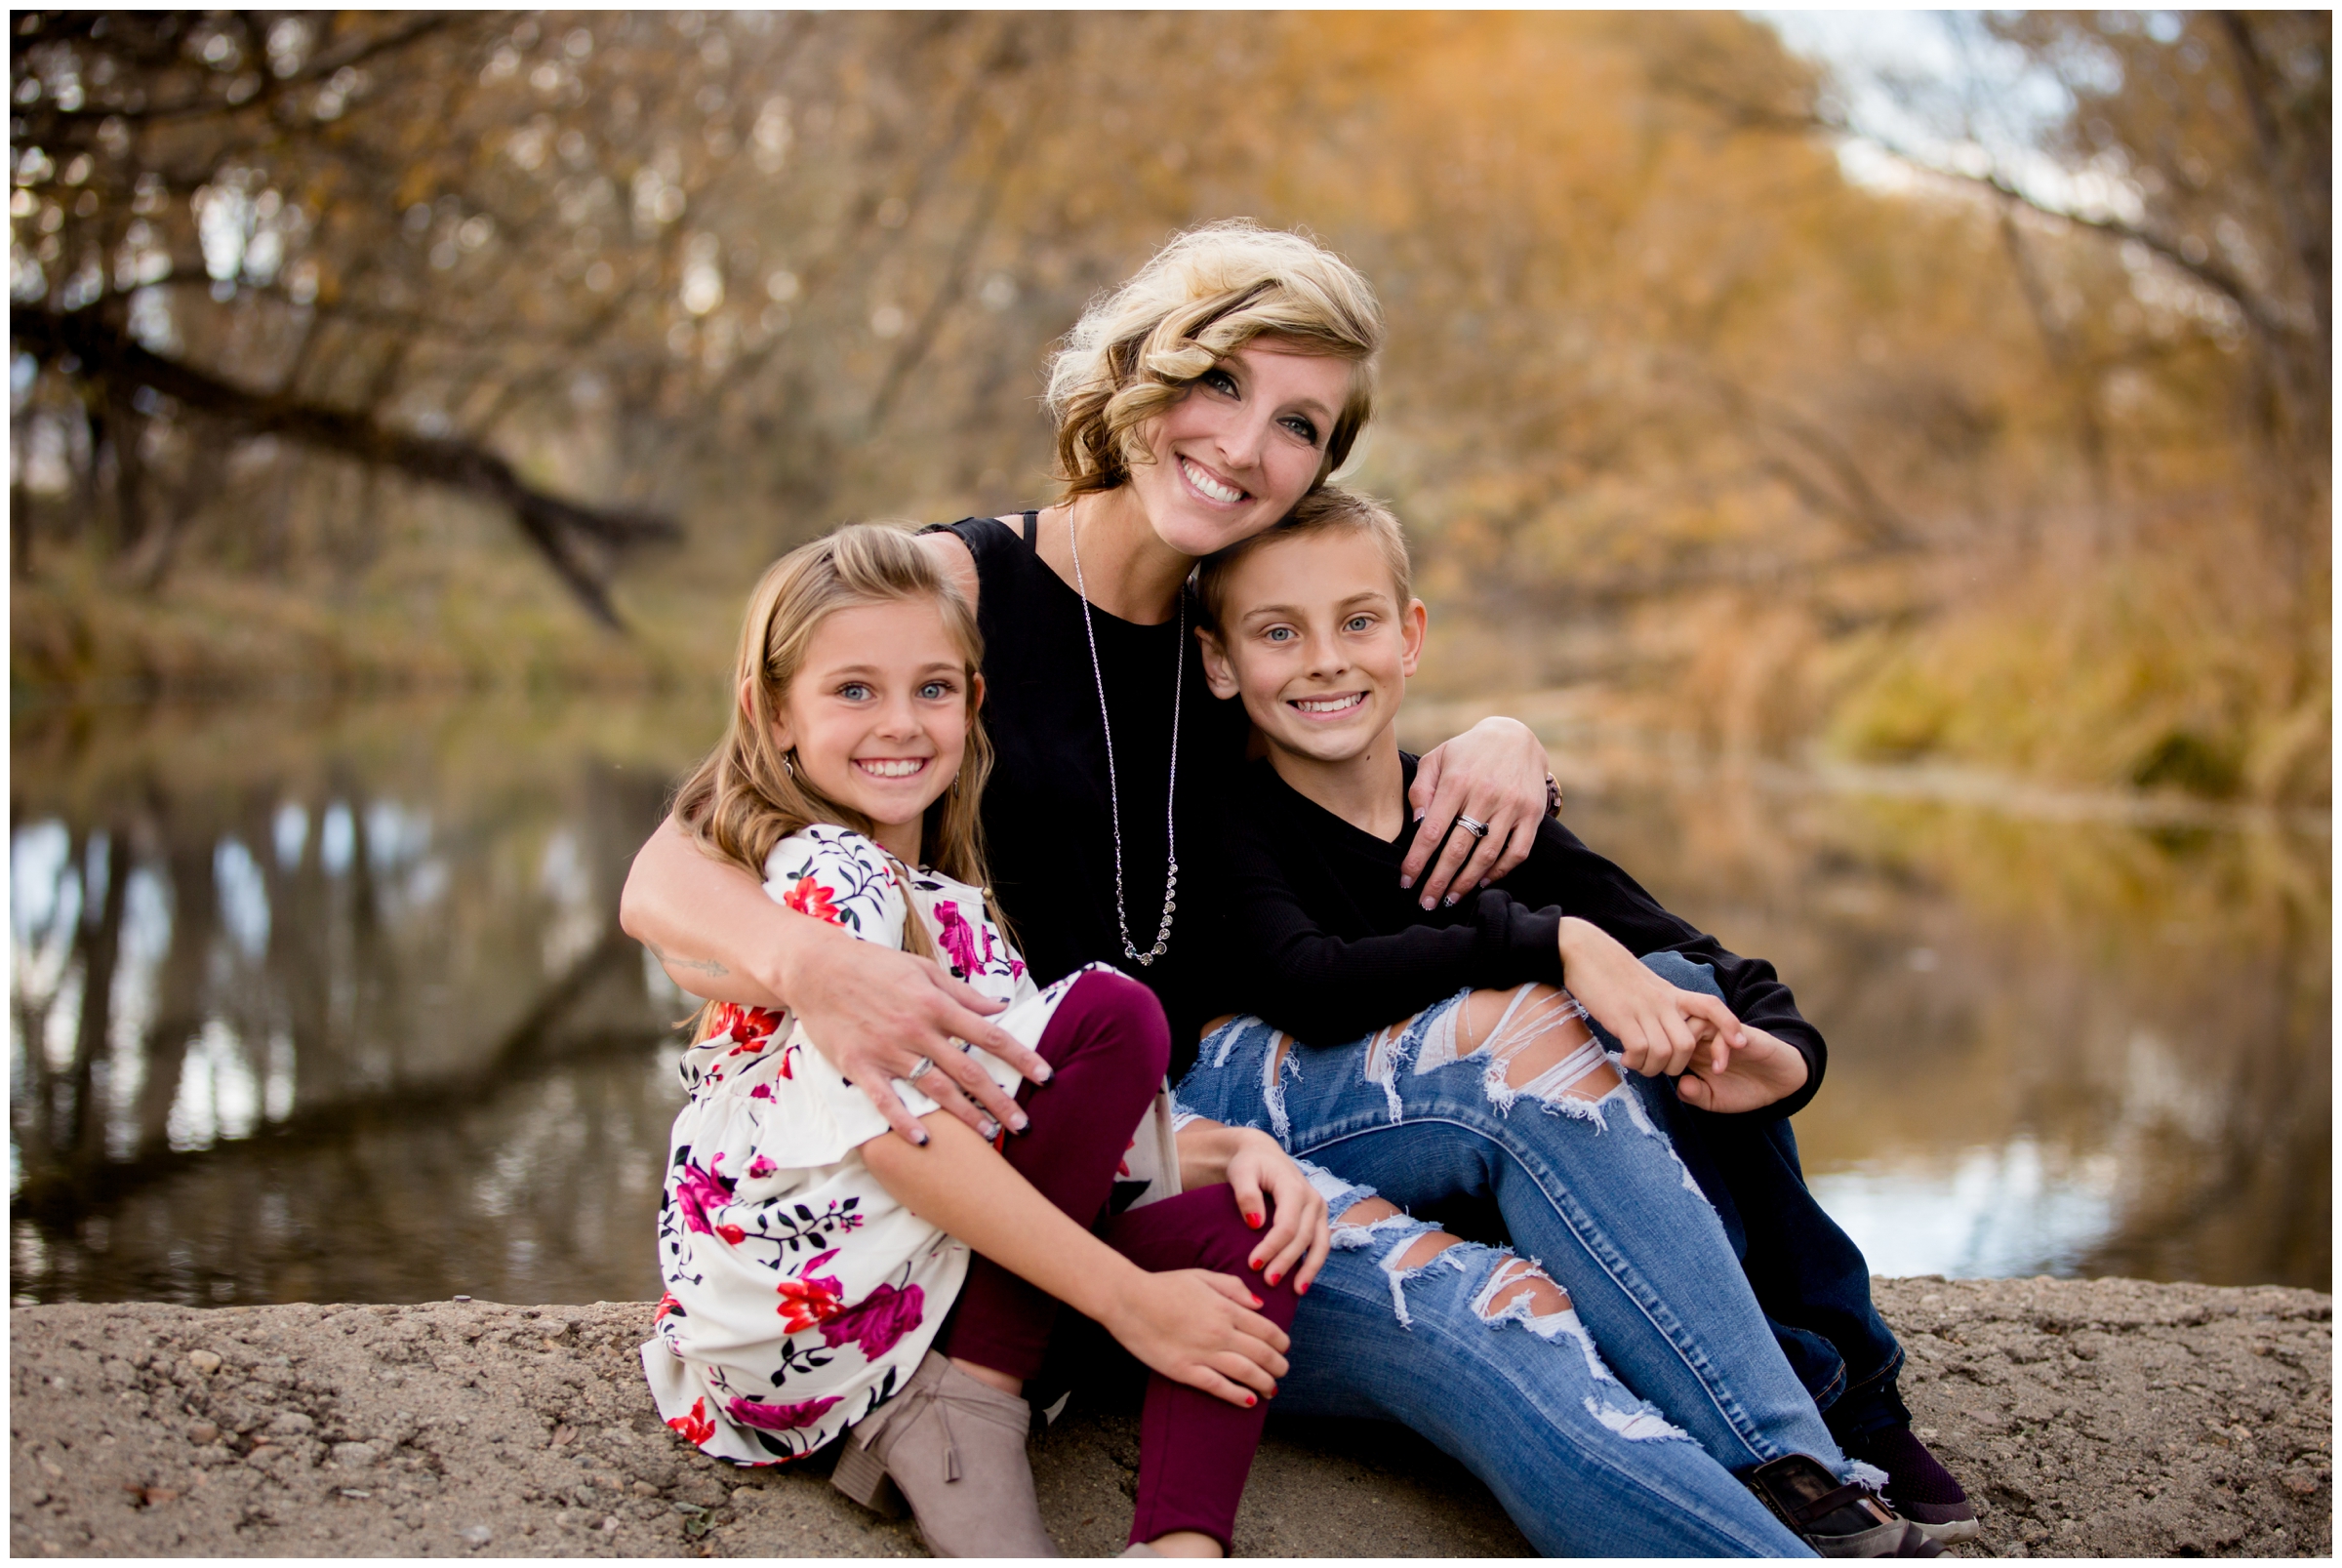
[1177,968,1882,1540]
[1283,1185,1813,1557]
[1631,952,1911,1439]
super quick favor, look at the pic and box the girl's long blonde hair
[671,523,1004,1036]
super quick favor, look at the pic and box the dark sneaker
[1742,1453,1944,1558]
[1844,1426,1981,1546]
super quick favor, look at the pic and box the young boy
[1189,486,1975,1544]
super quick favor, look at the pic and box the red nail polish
[1244,1212,1263,1228]
[1249,1295,1263,1308]
[1266,1272,1280,1287]
[1296,1281,1308,1296]
[1243,1393,1256,1407]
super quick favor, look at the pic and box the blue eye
[1282,415,1321,446]
[1202,368,1238,396]
[919,680,952,701]
[1264,626,1294,643]
[1346,615,1372,632]
[839,682,871,702]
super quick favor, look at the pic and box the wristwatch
[1545,772,1564,820]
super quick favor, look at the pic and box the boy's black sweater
[1216,753,1824,1120]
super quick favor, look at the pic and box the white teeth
[857,759,925,778]
[1293,694,1365,714]
[1181,457,1243,504]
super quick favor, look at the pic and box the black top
[1216,754,1826,1119]
[936,514,1250,1069]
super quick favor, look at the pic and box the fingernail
[1479,878,1490,889]
[1243,1393,1256,1407]
[1442,893,1459,906]
[1419,896,1434,910]
[913,1130,929,1146]
[1296,1281,1308,1296]
[1244,1211,1263,1228]
[1032,1062,1053,1082]
[1412,808,1425,822]
[1249,1295,1263,1308]
[1398,875,1414,889]
[980,1119,1000,1140]
[1010,1112,1030,1133]
[1266,1272,1280,1287]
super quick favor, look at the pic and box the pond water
[10,693,2328,1307]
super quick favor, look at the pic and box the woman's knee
[1453,985,1617,1105]
[1639,950,1721,1000]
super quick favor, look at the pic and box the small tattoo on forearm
[647,942,730,979]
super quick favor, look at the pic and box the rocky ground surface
[11,1275,2329,1558]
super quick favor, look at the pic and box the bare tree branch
[14,307,680,627]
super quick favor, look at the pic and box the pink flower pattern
[654,824,1048,1467]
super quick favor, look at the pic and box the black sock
[1845,1425,1968,1507]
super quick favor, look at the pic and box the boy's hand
[1404,717,1550,907]
[1676,1023,1810,1113]
[1556,917,1744,1078]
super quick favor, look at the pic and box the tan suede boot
[831,1351,1059,1557]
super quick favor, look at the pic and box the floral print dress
[639,823,1179,1466]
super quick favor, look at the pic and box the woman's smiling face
[1129,339,1356,559]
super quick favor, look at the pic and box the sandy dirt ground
[10,1275,2328,1558]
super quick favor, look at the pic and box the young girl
[638,523,1333,1559]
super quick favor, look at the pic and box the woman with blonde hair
[624,221,1930,1554]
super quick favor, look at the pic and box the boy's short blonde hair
[1194,486,1412,633]
[1045,220,1384,498]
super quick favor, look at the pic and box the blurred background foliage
[9,10,2330,806]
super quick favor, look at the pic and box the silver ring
[903,1056,935,1083]
[1455,814,1491,840]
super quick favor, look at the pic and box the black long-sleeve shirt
[1213,754,1825,1120]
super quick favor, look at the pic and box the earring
[783,751,795,779]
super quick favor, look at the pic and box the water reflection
[9,694,2328,1304]
[10,695,714,1305]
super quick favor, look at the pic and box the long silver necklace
[1067,512,1181,967]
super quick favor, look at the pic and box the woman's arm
[620,818,1049,1142]
[1174,1118,1332,1293]
[864,1113,1289,1409]
[1400,716,1555,906]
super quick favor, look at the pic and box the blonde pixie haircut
[1046,220,1386,498]
[670,523,1007,1037]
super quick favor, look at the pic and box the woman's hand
[1222,1131,1332,1294]
[1557,918,1745,1079]
[1403,716,1554,908]
[1099,1266,1291,1409]
[782,920,1051,1146]
[623,820,1048,1144]
[1676,1023,1810,1114]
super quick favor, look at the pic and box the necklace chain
[1067,512,1181,968]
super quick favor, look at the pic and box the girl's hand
[784,919,1049,1146]
[1676,1023,1810,1114]
[1402,717,1552,908]
[1224,1131,1332,1294]
[1556,918,1745,1079]
[1100,1267,1291,1410]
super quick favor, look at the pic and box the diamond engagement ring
[1455,814,1491,839]
[903,1056,935,1082]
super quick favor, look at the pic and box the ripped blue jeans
[1175,960,1876,1556]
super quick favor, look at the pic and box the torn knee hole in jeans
[1260,1028,1302,1144]
[1459,985,1620,1119]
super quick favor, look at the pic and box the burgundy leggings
[933,969,1301,1550]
